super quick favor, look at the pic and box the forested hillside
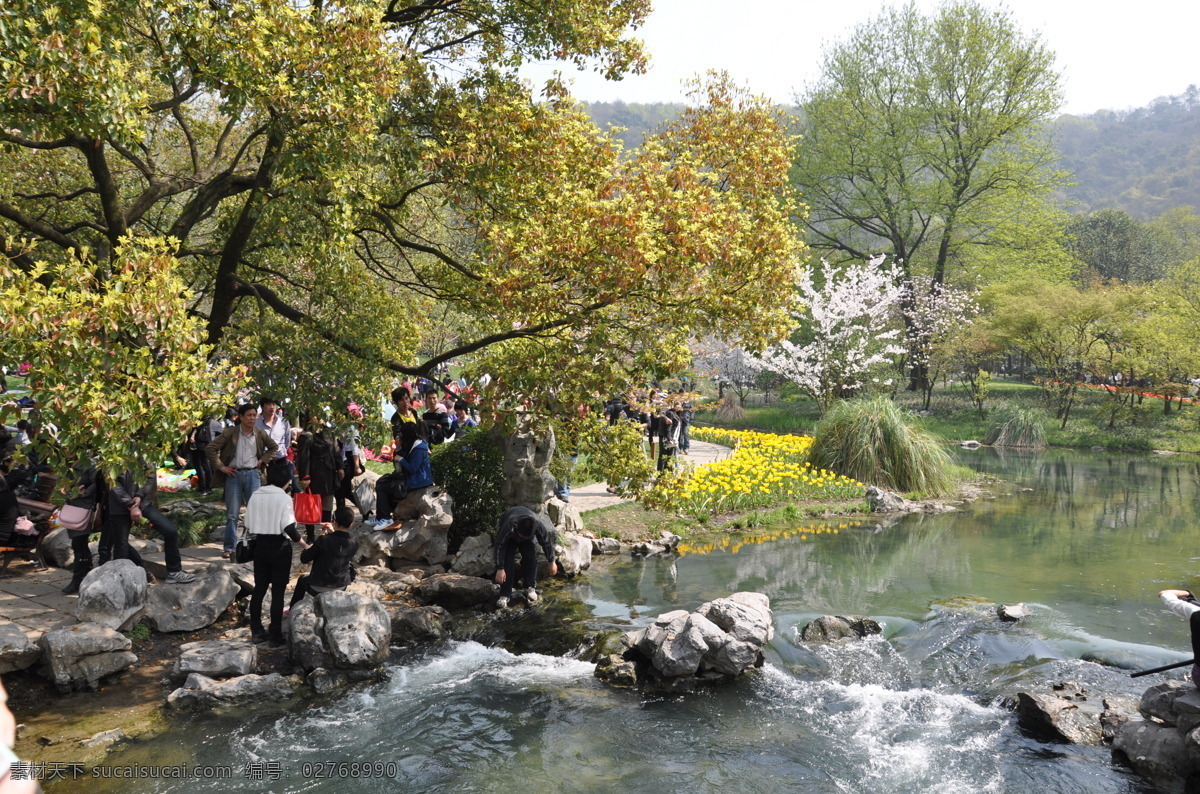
[589,88,1200,220]
[1054,86,1200,218]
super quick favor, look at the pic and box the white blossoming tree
[901,277,981,410]
[691,337,763,406]
[761,256,906,413]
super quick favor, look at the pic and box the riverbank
[699,379,1200,453]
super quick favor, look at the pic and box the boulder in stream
[799,615,882,643]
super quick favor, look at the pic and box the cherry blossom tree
[901,277,981,410]
[760,256,905,413]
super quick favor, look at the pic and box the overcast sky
[523,0,1199,116]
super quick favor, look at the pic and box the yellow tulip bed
[645,427,865,517]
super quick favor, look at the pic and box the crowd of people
[603,389,696,474]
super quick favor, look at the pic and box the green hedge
[430,428,506,554]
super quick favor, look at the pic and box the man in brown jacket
[206,403,278,559]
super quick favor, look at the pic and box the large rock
[800,615,882,643]
[174,640,256,679]
[1113,720,1190,792]
[865,486,911,513]
[42,527,74,568]
[0,623,40,674]
[38,623,136,692]
[605,592,773,692]
[374,492,455,566]
[75,559,147,631]
[591,537,621,555]
[450,534,494,577]
[997,603,1032,622]
[357,567,423,595]
[553,532,592,577]
[413,573,497,609]
[287,599,331,671]
[166,672,301,711]
[501,427,556,511]
[1015,685,1103,745]
[317,591,391,670]
[546,497,584,535]
[389,605,451,645]
[142,570,239,632]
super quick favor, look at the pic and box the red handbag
[293,490,322,525]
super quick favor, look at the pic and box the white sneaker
[525,587,539,604]
[496,596,509,609]
[166,570,196,584]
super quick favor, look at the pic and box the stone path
[0,542,226,641]
[0,439,734,643]
[569,439,731,513]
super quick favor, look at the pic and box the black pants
[189,448,212,493]
[69,533,92,567]
[101,504,182,572]
[499,537,537,598]
[657,446,677,472]
[250,534,292,641]
[289,574,345,608]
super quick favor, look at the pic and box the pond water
[77,449,1200,793]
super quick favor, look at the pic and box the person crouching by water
[493,507,557,608]
[246,466,302,649]
[289,506,359,610]
[1160,588,1200,687]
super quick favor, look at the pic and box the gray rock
[1101,696,1139,743]
[79,729,125,749]
[501,428,556,511]
[450,534,494,578]
[38,623,136,693]
[866,486,910,513]
[1140,680,1192,723]
[1113,719,1189,792]
[959,440,982,448]
[698,597,774,646]
[174,639,256,678]
[413,573,497,609]
[389,605,451,645]
[800,615,882,643]
[166,672,301,711]
[590,537,621,555]
[75,559,147,631]
[142,570,239,632]
[546,498,584,535]
[0,623,41,674]
[223,563,256,597]
[686,612,728,653]
[344,580,387,601]
[997,603,1032,622]
[652,623,708,677]
[287,599,331,672]
[42,527,74,567]
[594,654,639,688]
[306,666,390,695]
[554,532,592,577]
[316,591,391,670]
[358,567,423,594]
[705,638,760,676]
[382,514,450,567]
[1015,687,1103,745]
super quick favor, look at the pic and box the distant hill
[587,89,1200,221]
[1053,86,1200,218]
[584,101,685,150]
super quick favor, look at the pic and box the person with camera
[1160,588,1200,688]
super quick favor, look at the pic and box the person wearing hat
[493,506,558,608]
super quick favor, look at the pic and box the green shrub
[983,403,1047,448]
[808,397,958,497]
[430,427,506,554]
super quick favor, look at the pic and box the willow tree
[0,0,804,465]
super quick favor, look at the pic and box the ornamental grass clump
[808,397,957,497]
[983,404,1047,448]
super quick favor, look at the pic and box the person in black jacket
[289,506,359,608]
[493,506,557,608]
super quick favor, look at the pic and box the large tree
[792,0,1064,287]
[0,1,804,459]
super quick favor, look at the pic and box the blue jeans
[223,469,260,552]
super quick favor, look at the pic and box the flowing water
[79,448,1200,793]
